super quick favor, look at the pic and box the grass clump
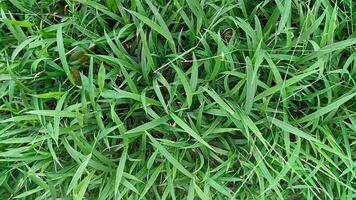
[0,0,356,199]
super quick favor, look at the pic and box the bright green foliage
[0,0,355,199]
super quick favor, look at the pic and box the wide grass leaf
[297,92,356,123]
[270,118,319,142]
[67,154,92,194]
[173,64,193,108]
[147,132,193,179]
[125,8,175,49]
[57,25,75,85]
[126,115,170,135]
[170,113,214,151]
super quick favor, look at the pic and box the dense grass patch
[0,0,356,199]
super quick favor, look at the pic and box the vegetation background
[0,0,355,199]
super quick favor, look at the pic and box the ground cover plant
[0,0,356,199]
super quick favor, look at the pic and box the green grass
[0,0,356,199]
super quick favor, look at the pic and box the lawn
[0,0,355,199]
